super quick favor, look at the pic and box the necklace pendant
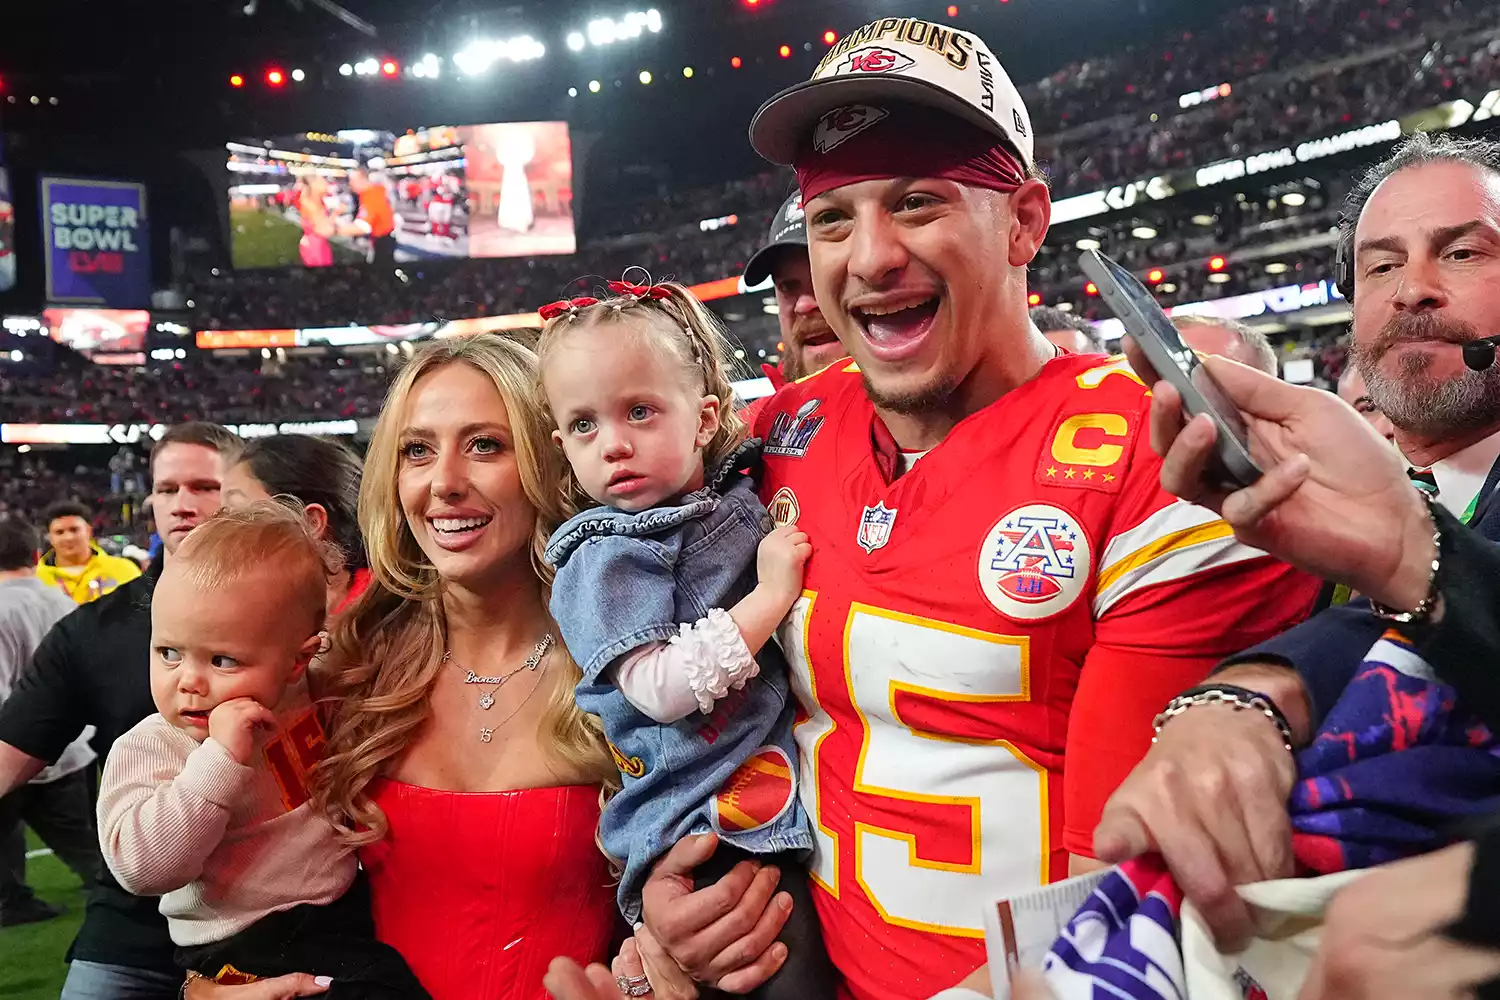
[478,692,495,710]
[479,727,494,743]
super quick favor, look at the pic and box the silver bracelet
[1152,687,1294,753]
[1370,491,1443,625]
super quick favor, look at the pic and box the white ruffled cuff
[674,607,760,714]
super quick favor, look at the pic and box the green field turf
[230,206,365,269]
[0,830,88,1000]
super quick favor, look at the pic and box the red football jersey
[751,356,1318,1000]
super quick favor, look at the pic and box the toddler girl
[539,277,834,999]
[97,502,427,998]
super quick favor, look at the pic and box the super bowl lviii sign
[41,177,150,306]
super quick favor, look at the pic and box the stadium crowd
[1022,0,1480,134]
[7,7,1500,1000]
[181,0,1499,333]
[1,354,392,425]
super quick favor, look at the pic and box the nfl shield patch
[857,502,898,554]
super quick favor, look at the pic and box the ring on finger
[617,974,654,997]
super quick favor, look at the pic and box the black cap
[743,190,808,288]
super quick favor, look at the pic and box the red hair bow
[537,296,600,320]
[607,280,671,301]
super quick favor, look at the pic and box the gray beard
[1355,344,1500,439]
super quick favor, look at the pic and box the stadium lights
[1085,282,1099,296]
[683,66,693,78]
[229,74,245,87]
[1281,191,1307,206]
[579,10,662,48]
[1027,292,1042,306]
[948,5,959,16]
[1075,237,1101,251]
[568,86,578,97]
[1147,268,1164,283]
[731,56,743,69]
[1208,255,1227,271]
[291,68,305,82]
[823,30,837,45]
[354,58,379,76]
[453,36,546,76]
[639,70,652,84]
[381,60,399,76]
[411,53,442,79]
[588,79,602,93]
[266,68,285,86]
[778,44,792,58]
[1131,225,1158,239]
[1191,214,1215,225]
[1208,272,1232,284]
[339,63,353,76]
[1265,261,1290,274]
[567,32,585,51]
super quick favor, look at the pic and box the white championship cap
[749,17,1034,168]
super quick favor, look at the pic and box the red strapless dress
[360,779,617,1000]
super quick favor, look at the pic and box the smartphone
[1078,249,1262,488]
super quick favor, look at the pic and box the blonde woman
[312,335,619,999]
[295,174,336,267]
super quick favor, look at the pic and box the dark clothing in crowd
[0,568,176,976]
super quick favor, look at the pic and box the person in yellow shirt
[34,502,141,603]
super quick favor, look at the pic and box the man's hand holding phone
[1122,339,1435,610]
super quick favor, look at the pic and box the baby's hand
[208,698,278,765]
[757,524,812,603]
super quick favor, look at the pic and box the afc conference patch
[857,501,898,553]
[977,503,1091,621]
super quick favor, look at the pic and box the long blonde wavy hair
[312,334,614,845]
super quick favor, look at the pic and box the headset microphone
[1463,334,1500,371]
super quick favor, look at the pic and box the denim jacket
[545,440,812,922]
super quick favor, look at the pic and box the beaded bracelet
[1370,491,1443,625]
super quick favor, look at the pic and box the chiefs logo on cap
[784,196,804,223]
[812,104,889,153]
[840,46,917,76]
[711,745,797,835]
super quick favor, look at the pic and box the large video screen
[44,307,151,365]
[227,122,575,269]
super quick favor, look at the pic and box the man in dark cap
[745,190,849,383]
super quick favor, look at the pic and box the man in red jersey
[638,17,1320,1000]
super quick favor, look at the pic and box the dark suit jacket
[1222,455,1500,724]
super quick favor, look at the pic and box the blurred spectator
[1337,362,1397,444]
[0,518,102,929]
[1174,314,1280,374]
[35,501,142,603]
[1031,307,1105,355]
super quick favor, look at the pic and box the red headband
[793,102,1027,203]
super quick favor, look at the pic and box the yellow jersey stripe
[1096,519,1237,594]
